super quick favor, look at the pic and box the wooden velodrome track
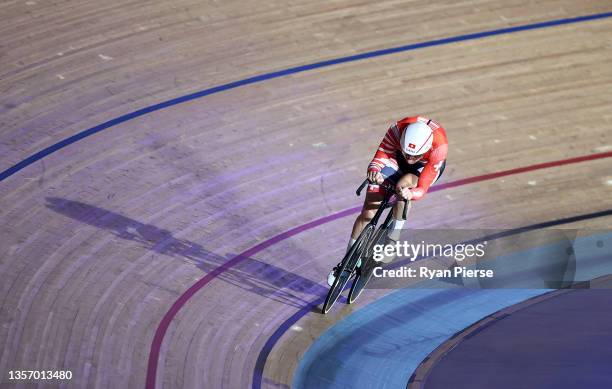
[1,1,612,388]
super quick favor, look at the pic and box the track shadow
[45,197,328,308]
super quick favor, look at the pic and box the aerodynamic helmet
[400,121,433,156]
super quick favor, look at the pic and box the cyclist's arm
[410,144,448,200]
[368,124,401,172]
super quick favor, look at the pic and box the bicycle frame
[322,179,410,313]
[356,179,409,225]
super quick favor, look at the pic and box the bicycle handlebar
[356,179,368,196]
[356,179,410,219]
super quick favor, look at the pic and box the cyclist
[328,116,448,286]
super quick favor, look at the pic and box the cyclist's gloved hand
[367,170,384,184]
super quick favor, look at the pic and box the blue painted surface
[252,211,612,389]
[293,232,612,389]
[294,289,545,389]
[2,12,612,182]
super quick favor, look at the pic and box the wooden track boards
[1,1,611,388]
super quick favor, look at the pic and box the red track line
[431,152,612,191]
[145,150,612,389]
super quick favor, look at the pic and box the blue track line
[2,11,612,182]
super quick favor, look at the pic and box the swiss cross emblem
[408,143,416,149]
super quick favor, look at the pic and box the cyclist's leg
[349,190,383,242]
[329,193,381,285]
[348,164,401,251]
[370,173,418,263]
[328,196,380,284]
[386,152,424,246]
[391,173,419,225]
[387,160,447,246]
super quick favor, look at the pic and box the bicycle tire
[322,225,374,314]
[348,224,388,303]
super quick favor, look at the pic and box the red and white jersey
[368,116,448,200]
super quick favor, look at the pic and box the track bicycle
[322,179,409,314]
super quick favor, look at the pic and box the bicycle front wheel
[348,225,387,304]
[322,225,374,314]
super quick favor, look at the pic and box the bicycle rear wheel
[322,225,374,314]
[348,225,387,304]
